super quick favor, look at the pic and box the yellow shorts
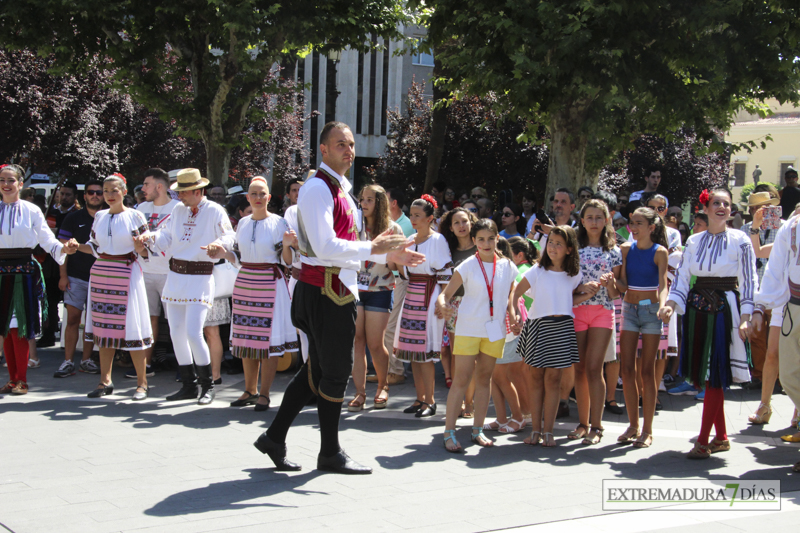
[453,336,505,359]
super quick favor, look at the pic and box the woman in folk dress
[82,174,153,400]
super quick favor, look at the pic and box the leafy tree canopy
[2,0,414,183]
[426,0,800,198]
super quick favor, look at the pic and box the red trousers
[4,328,29,383]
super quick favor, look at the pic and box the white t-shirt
[137,199,180,275]
[523,264,583,320]
[454,255,518,338]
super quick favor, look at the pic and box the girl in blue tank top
[616,207,669,450]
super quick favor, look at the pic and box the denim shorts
[621,301,663,335]
[357,290,393,313]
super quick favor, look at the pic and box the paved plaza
[3,347,800,533]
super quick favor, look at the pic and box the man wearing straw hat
[254,122,424,474]
[134,168,235,405]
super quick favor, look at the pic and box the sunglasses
[502,211,514,217]
[467,207,478,213]
[85,190,104,196]
[471,195,483,199]
[650,205,667,213]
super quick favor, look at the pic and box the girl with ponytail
[616,207,669,449]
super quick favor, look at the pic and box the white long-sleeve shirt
[0,200,65,264]
[668,229,758,316]
[146,197,235,307]
[296,162,388,297]
[755,214,799,311]
[88,209,148,257]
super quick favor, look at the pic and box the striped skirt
[517,315,579,369]
[393,277,443,363]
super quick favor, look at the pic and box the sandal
[373,387,389,410]
[483,419,504,431]
[471,427,494,447]
[687,442,711,460]
[461,403,474,419]
[443,429,462,453]
[633,432,653,448]
[27,359,40,369]
[347,392,366,412]
[499,418,525,434]
[524,431,542,446]
[0,381,15,394]
[617,426,640,444]
[568,423,589,440]
[748,402,772,425]
[708,438,731,453]
[542,432,556,447]
[582,426,604,445]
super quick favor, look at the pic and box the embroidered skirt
[85,258,153,350]
[0,259,46,339]
[393,277,443,363]
[517,316,579,369]
[230,265,298,359]
[679,288,750,388]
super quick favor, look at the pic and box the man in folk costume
[754,212,800,472]
[134,168,235,405]
[254,122,424,474]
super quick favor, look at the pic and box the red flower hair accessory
[421,194,438,209]
[109,172,126,184]
[698,189,709,206]
[0,165,7,170]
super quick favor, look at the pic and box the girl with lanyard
[205,177,298,411]
[512,225,589,447]
[82,174,153,400]
[0,164,78,395]
[393,195,453,418]
[617,207,669,448]
[349,184,403,411]
[439,206,478,412]
[570,200,622,445]
[660,188,757,458]
[437,219,519,451]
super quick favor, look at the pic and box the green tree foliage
[366,83,548,198]
[2,0,412,184]
[426,0,800,200]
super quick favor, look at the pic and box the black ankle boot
[166,365,198,401]
[196,364,215,405]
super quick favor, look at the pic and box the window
[781,162,797,187]
[733,163,746,187]
[412,39,434,66]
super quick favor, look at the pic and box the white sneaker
[53,360,75,378]
[659,379,666,392]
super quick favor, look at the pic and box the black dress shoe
[87,383,114,398]
[230,392,258,407]
[605,400,624,415]
[317,450,372,475]
[415,402,436,418]
[253,433,302,471]
[254,394,270,412]
[213,378,223,386]
[403,400,423,414]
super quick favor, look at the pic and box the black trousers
[266,281,357,454]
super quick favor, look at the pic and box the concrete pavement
[2,347,800,533]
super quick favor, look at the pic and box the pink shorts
[573,304,614,332]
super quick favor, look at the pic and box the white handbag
[212,260,239,298]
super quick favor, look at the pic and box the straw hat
[170,168,210,192]
[746,191,779,207]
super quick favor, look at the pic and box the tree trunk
[423,50,448,194]
[545,102,596,204]
[204,138,232,186]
